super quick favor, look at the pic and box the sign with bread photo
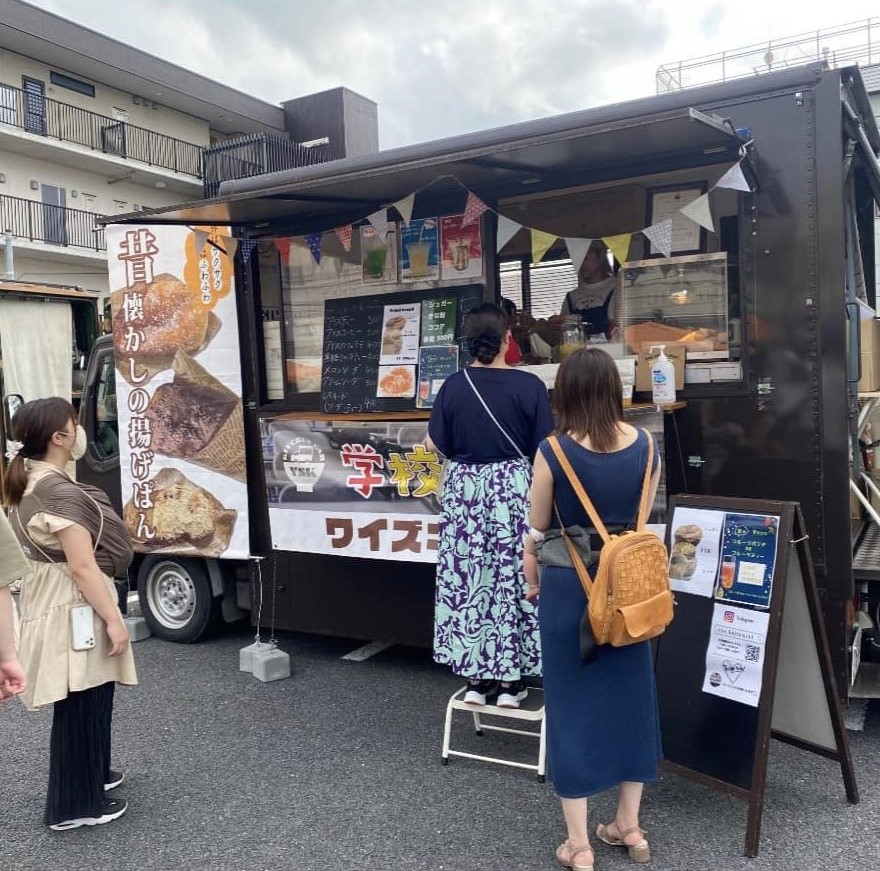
[106,224,250,560]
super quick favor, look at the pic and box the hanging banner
[565,237,593,274]
[223,236,239,261]
[107,224,250,560]
[274,237,291,265]
[680,193,715,233]
[715,161,752,192]
[393,194,415,226]
[461,192,488,227]
[305,232,323,264]
[643,219,674,258]
[603,232,633,267]
[335,224,353,252]
[261,418,441,562]
[496,215,522,252]
[367,208,390,240]
[531,228,557,264]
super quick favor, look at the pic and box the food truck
[83,61,880,697]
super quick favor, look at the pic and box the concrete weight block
[124,616,152,642]
[252,645,291,683]
[239,641,266,673]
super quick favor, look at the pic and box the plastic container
[651,345,677,405]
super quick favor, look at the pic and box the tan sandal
[555,840,595,871]
[596,819,650,864]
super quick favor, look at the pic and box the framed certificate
[646,184,707,255]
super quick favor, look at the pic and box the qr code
[744,644,761,663]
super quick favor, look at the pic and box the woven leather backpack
[548,432,674,647]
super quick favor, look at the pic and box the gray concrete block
[252,645,291,683]
[238,640,265,673]
[124,616,152,642]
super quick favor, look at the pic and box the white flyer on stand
[667,506,724,597]
[702,604,770,707]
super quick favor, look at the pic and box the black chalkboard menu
[321,284,484,414]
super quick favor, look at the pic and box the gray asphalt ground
[1,625,878,871]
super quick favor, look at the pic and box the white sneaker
[49,799,128,831]
[463,679,498,706]
[497,681,528,708]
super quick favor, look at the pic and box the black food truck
[73,61,880,699]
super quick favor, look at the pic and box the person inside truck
[559,239,619,340]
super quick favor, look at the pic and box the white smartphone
[71,604,96,651]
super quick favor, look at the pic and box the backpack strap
[547,435,610,543]
[635,429,655,530]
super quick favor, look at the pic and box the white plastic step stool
[441,685,546,781]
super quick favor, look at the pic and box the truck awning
[103,103,744,236]
[0,280,99,301]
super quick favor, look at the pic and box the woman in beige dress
[4,397,137,831]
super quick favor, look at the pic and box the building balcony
[1,193,105,265]
[0,81,204,194]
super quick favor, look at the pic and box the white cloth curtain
[0,299,72,402]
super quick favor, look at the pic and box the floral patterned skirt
[433,458,542,680]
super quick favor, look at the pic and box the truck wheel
[138,557,220,643]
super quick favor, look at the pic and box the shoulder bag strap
[635,429,655,530]
[553,501,594,598]
[547,435,610,543]
[462,368,527,459]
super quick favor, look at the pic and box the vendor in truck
[560,239,618,338]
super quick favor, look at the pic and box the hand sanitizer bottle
[651,345,676,405]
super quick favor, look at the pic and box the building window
[49,71,96,98]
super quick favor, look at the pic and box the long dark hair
[3,397,76,506]
[554,348,623,452]
[465,303,508,364]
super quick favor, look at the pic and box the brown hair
[3,397,76,506]
[554,347,623,452]
[464,303,508,365]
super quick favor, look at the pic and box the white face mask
[64,424,87,461]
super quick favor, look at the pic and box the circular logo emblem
[281,437,326,492]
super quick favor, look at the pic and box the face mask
[71,424,87,461]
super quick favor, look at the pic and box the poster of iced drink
[440,215,483,280]
[361,225,397,284]
[400,218,440,283]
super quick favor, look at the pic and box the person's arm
[56,524,129,656]
[0,587,25,701]
[524,449,555,598]
[426,380,450,458]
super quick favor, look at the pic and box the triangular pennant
[335,224,353,252]
[367,209,389,240]
[223,236,239,261]
[393,194,415,226]
[715,161,751,193]
[193,229,209,255]
[239,239,258,261]
[274,237,291,264]
[680,193,715,233]
[305,232,322,264]
[461,192,488,227]
[496,215,522,252]
[642,219,673,258]
[531,228,557,264]
[602,233,633,267]
[565,237,594,274]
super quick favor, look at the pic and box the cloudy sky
[28,0,877,147]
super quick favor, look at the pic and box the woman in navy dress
[524,348,662,870]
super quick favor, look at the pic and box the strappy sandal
[555,839,595,871]
[596,819,650,864]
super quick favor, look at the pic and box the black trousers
[44,682,115,825]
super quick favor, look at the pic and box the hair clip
[4,440,23,462]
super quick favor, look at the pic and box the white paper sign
[379,302,420,365]
[667,506,724,597]
[702,604,770,707]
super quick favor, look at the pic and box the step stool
[441,685,546,781]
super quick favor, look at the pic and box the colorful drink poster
[420,296,458,347]
[361,225,397,284]
[702,604,769,707]
[416,345,459,408]
[713,512,779,609]
[379,302,421,365]
[440,214,484,280]
[667,506,724,598]
[400,218,440,283]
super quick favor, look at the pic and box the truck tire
[138,557,220,643]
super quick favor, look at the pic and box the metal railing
[0,81,203,178]
[0,194,105,252]
[202,132,331,198]
[657,18,880,93]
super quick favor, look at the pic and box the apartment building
[0,0,377,295]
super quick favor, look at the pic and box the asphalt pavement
[1,625,878,871]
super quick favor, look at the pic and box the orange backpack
[548,433,674,647]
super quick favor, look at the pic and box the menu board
[417,346,459,408]
[321,284,483,414]
[714,512,778,609]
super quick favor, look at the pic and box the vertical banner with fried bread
[106,224,250,559]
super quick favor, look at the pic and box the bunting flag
[367,209,389,240]
[531,228,557,264]
[602,233,633,267]
[642,219,673,258]
[305,232,322,264]
[565,237,594,274]
[223,236,239,261]
[335,224,353,252]
[193,228,209,255]
[274,237,291,264]
[680,193,714,233]
[461,192,488,226]
[715,161,752,193]
[239,239,258,261]
[393,194,415,226]
[496,215,522,252]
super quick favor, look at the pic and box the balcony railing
[0,194,105,252]
[0,81,203,178]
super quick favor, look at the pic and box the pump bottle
[650,345,676,405]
